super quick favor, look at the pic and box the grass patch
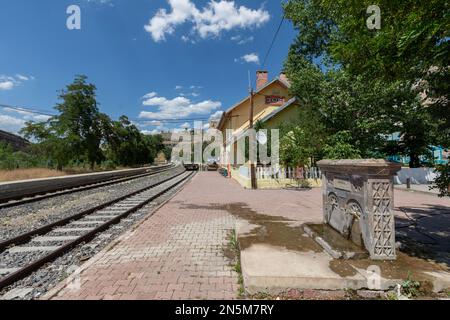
[401,273,422,298]
[385,292,399,300]
[225,229,245,298]
[0,168,67,182]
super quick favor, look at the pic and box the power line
[132,118,209,123]
[0,104,56,117]
[261,15,285,69]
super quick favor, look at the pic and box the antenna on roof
[247,70,252,91]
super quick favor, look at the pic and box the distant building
[160,132,178,148]
[154,151,167,165]
[216,70,301,168]
[0,129,30,151]
[386,132,448,165]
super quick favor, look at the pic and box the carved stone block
[317,160,401,260]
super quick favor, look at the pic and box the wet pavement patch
[307,224,363,253]
[347,251,449,280]
[305,223,369,259]
[182,202,322,253]
[329,260,358,277]
[182,202,450,294]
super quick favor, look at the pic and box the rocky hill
[0,129,30,151]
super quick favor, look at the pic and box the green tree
[323,131,362,160]
[432,163,450,197]
[283,0,449,167]
[20,76,166,170]
[55,75,105,169]
[105,116,150,166]
[22,75,105,170]
[278,105,326,167]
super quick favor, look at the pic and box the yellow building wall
[229,167,322,190]
[220,81,291,135]
[264,103,301,129]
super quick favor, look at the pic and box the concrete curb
[0,165,171,202]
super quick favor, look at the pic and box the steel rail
[0,168,183,252]
[0,164,174,209]
[0,171,194,291]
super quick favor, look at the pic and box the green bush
[432,163,450,197]
[100,160,117,171]
[0,142,48,170]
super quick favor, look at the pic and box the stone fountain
[317,159,401,260]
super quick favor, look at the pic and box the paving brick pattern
[47,172,450,300]
[49,173,243,300]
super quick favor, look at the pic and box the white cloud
[145,0,270,42]
[148,120,163,126]
[180,122,191,129]
[1,107,51,128]
[142,92,158,99]
[231,35,254,45]
[15,74,30,81]
[209,110,224,121]
[84,0,114,6]
[0,80,14,90]
[0,74,34,90]
[139,93,221,120]
[235,53,260,64]
[0,114,26,133]
[175,85,183,90]
[141,129,162,135]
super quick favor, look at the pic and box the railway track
[0,164,174,210]
[0,169,195,291]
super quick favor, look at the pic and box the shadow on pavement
[395,204,450,268]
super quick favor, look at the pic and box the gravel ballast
[0,166,184,241]
[0,170,195,300]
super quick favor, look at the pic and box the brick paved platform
[45,172,450,300]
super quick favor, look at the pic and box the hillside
[0,129,30,151]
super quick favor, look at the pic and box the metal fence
[255,166,322,180]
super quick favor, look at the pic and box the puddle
[329,260,358,277]
[182,202,322,253]
[347,252,449,280]
[308,223,367,254]
[182,202,450,289]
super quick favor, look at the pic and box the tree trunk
[409,153,421,168]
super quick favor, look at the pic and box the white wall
[395,168,438,184]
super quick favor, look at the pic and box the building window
[265,95,285,105]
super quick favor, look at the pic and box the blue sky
[0,0,296,134]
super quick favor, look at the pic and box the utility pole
[248,73,257,190]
